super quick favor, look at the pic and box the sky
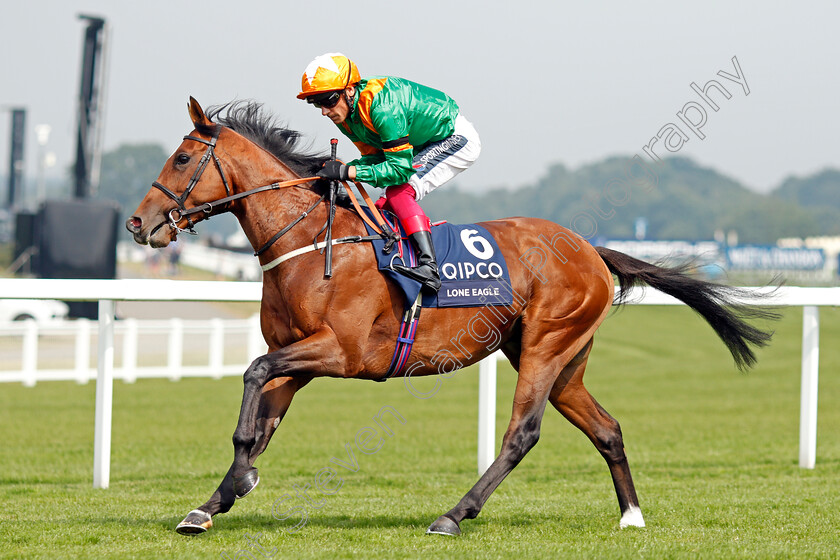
[1,1,839,201]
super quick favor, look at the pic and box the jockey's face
[319,86,354,124]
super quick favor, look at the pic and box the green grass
[1,306,839,559]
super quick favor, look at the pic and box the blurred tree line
[94,143,840,245]
[422,157,840,244]
[97,143,166,214]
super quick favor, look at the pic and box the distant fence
[0,316,265,386]
[1,279,838,490]
[603,239,839,282]
[118,241,262,281]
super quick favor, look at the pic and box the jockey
[297,52,481,293]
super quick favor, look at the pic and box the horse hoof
[619,506,646,528]
[234,468,260,499]
[426,515,461,536]
[175,509,213,535]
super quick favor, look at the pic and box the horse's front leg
[176,330,342,535]
[175,375,311,534]
[230,330,346,495]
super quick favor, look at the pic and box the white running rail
[0,316,265,385]
[1,279,838,489]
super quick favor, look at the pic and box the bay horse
[127,98,774,536]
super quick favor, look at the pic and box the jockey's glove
[317,161,350,181]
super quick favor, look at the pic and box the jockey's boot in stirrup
[393,230,441,292]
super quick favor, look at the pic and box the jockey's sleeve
[350,102,415,187]
[337,127,383,171]
[352,140,378,157]
[352,154,386,168]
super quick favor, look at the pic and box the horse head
[126,97,235,247]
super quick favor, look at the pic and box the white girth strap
[260,238,355,272]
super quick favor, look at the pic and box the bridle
[149,122,397,274]
[150,124,316,237]
[151,124,232,235]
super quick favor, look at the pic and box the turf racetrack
[1,306,838,559]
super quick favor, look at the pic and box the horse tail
[595,246,777,370]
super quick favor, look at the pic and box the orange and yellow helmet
[297,53,361,100]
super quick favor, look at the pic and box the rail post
[209,318,224,379]
[22,320,38,388]
[93,300,115,489]
[75,318,91,384]
[478,351,498,474]
[122,318,138,383]
[167,318,184,381]
[799,306,820,469]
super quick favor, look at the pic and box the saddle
[360,207,515,309]
[258,179,516,380]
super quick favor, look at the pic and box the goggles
[307,91,342,109]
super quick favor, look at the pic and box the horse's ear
[188,96,213,127]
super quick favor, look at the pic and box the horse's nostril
[126,217,142,231]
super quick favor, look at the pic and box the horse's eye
[176,153,191,165]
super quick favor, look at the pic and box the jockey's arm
[348,105,415,188]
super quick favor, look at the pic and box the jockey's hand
[317,161,350,181]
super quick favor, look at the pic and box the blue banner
[726,246,825,270]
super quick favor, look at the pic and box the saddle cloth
[363,210,514,308]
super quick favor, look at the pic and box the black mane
[197,100,357,207]
[203,101,330,178]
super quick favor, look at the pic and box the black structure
[6,108,26,208]
[37,199,121,318]
[6,16,116,319]
[74,15,106,199]
[12,210,38,274]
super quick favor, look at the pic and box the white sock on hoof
[619,506,645,528]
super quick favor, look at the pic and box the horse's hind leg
[175,376,309,534]
[427,259,615,536]
[548,339,645,528]
[426,362,554,536]
[427,323,601,536]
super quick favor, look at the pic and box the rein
[152,125,231,235]
[152,124,319,235]
[151,124,397,273]
[256,179,400,273]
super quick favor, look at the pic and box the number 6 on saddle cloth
[362,208,515,310]
[357,206,516,380]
